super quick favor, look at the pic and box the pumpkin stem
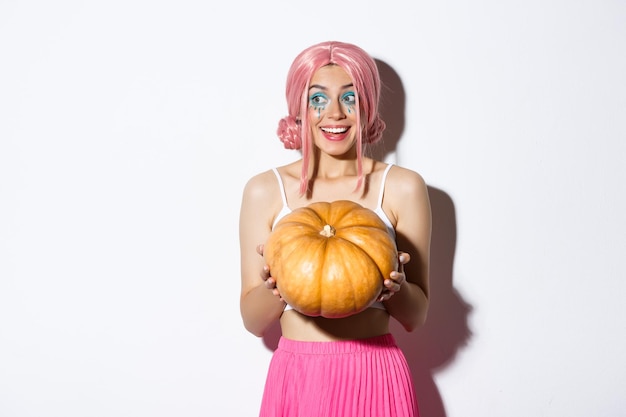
[319,224,336,237]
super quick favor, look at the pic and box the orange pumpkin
[264,200,398,318]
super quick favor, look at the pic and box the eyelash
[309,93,329,109]
[341,92,356,105]
[309,92,356,110]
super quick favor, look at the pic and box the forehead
[310,65,353,87]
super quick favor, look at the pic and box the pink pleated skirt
[259,333,419,417]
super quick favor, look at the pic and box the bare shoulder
[382,165,430,225]
[387,165,429,197]
[240,166,294,229]
[242,169,278,203]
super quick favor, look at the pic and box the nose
[327,98,346,120]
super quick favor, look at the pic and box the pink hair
[276,41,386,195]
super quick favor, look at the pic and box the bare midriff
[279,308,390,341]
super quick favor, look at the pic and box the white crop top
[271,164,396,313]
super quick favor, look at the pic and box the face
[307,65,358,156]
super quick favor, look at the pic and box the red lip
[320,126,350,141]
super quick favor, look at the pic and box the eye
[341,91,356,105]
[309,92,329,107]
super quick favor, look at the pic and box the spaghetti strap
[271,168,292,229]
[376,164,394,208]
[271,168,288,207]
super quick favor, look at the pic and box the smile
[321,126,349,134]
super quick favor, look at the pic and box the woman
[239,41,432,417]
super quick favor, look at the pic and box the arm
[239,171,286,337]
[382,167,432,332]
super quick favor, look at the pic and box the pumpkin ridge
[270,227,319,254]
[274,222,321,235]
[337,225,388,234]
[335,228,398,278]
[280,238,328,315]
[308,237,330,316]
[302,204,330,225]
[331,205,382,226]
[321,239,368,316]
[337,239,385,278]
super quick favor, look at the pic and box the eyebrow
[309,83,354,90]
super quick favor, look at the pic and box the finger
[384,277,403,292]
[398,252,411,265]
[261,265,271,280]
[393,271,406,285]
[390,271,406,284]
[256,244,265,256]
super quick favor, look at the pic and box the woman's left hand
[378,251,410,302]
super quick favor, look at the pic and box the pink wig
[276,41,386,195]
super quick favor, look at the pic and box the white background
[1,1,625,416]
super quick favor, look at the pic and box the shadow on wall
[262,59,473,417]
[376,58,473,417]
[369,59,405,162]
[392,186,472,417]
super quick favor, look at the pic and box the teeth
[322,127,348,134]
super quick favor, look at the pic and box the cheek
[308,105,324,121]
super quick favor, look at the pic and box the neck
[311,151,365,180]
